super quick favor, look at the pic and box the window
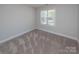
[40,9,56,26]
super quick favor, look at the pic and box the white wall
[0,5,35,40]
[36,4,78,40]
[0,4,78,41]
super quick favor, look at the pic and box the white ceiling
[28,4,45,8]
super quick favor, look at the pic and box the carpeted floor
[0,29,79,54]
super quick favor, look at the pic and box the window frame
[40,9,56,26]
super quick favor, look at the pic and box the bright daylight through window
[40,9,56,26]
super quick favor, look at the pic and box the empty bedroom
[0,4,79,54]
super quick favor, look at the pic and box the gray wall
[0,5,35,40]
[36,4,78,39]
[77,5,79,39]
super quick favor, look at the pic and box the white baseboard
[38,28,78,41]
[0,28,34,44]
[0,28,78,44]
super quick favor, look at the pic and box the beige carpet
[0,29,79,54]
